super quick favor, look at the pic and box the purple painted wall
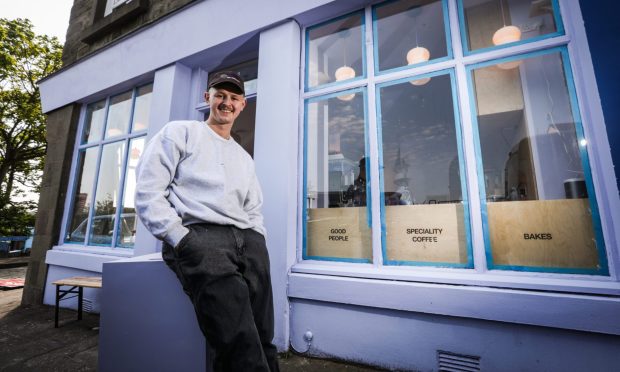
[579,1,620,195]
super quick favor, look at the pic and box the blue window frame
[305,10,367,92]
[372,0,453,75]
[466,47,608,275]
[457,0,565,56]
[300,0,611,276]
[64,84,152,249]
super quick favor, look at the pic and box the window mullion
[59,105,88,246]
[84,96,111,246]
[365,5,383,267]
[454,61,486,273]
[110,88,137,247]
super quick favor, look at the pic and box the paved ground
[0,260,384,371]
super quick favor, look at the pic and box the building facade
[28,0,620,370]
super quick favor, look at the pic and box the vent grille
[82,298,94,313]
[437,350,481,372]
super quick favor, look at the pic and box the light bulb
[410,77,431,86]
[406,46,430,65]
[335,66,356,81]
[492,25,522,69]
[337,93,356,101]
[492,25,521,46]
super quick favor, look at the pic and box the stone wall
[22,104,81,305]
[62,0,199,66]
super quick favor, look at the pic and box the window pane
[378,73,469,265]
[131,84,152,132]
[305,90,371,261]
[65,147,99,243]
[462,0,561,52]
[471,50,605,272]
[82,100,106,144]
[105,91,132,139]
[89,141,126,246]
[116,137,145,247]
[307,12,364,89]
[374,0,448,72]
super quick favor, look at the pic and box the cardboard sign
[307,207,371,260]
[487,199,598,268]
[385,204,468,264]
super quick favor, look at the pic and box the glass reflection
[131,84,152,132]
[105,91,132,139]
[379,74,468,265]
[305,91,371,261]
[116,138,145,247]
[65,148,99,243]
[374,0,448,72]
[89,141,126,246]
[82,100,106,144]
[472,51,604,271]
[462,0,560,52]
[307,12,364,88]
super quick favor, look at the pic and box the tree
[0,18,63,235]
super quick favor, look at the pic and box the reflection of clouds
[379,77,459,201]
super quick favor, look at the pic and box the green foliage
[0,203,35,236]
[0,18,63,234]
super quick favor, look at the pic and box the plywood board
[385,204,468,264]
[307,207,372,260]
[487,199,598,268]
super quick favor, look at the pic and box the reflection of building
[328,153,357,207]
[392,145,413,205]
[25,0,620,370]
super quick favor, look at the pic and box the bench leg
[55,285,60,328]
[78,286,83,321]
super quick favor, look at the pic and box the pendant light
[406,9,431,86]
[335,29,356,101]
[492,0,522,69]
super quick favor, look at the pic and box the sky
[1,0,74,42]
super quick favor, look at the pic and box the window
[301,0,609,275]
[64,84,152,249]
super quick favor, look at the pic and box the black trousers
[162,223,280,372]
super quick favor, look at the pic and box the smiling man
[135,71,280,372]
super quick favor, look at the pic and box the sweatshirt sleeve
[244,168,265,236]
[135,127,189,247]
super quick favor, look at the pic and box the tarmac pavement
[0,258,384,371]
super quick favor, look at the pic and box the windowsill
[288,270,620,336]
[291,260,620,296]
[81,0,149,44]
[46,245,134,272]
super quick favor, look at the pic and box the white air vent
[82,298,94,313]
[437,350,481,372]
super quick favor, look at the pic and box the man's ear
[204,91,210,103]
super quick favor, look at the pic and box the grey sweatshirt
[135,120,265,247]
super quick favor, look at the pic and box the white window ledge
[291,261,620,296]
[288,271,620,336]
[46,244,134,273]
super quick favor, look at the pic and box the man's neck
[206,119,233,139]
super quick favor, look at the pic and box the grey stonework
[22,104,81,305]
[62,0,199,66]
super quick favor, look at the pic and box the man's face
[204,86,246,125]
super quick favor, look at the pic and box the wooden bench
[52,276,102,328]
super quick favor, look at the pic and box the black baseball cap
[208,71,245,95]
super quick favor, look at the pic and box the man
[135,71,279,372]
